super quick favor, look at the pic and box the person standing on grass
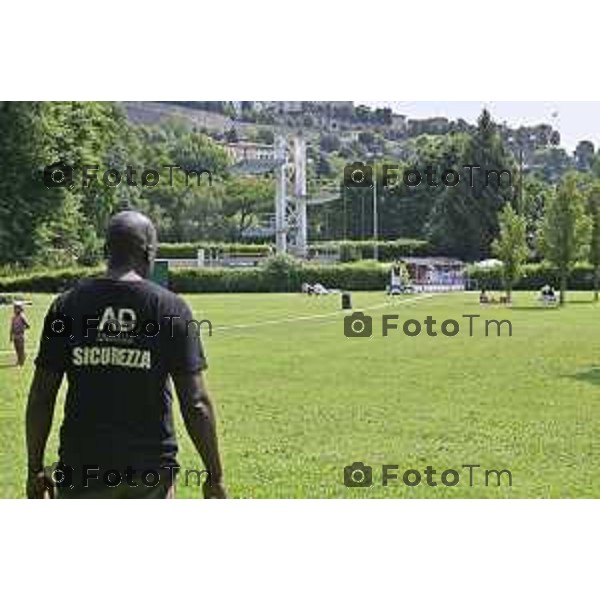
[25,210,226,499]
[389,262,403,295]
[10,301,29,367]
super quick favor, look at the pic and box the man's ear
[144,240,156,263]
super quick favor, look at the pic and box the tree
[33,194,86,267]
[383,133,466,240]
[491,204,528,302]
[521,176,552,256]
[540,173,591,305]
[587,183,600,301]
[0,101,50,264]
[575,140,595,171]
[0,101,126,266]
[530,146,573,183]
[427,109,515,260]
[221,177,274,241]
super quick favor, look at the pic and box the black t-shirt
[35,278,207,473]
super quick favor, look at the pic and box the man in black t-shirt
[25,210,226,499]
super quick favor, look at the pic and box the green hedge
[310,239,431,262]
[0,260,391,293]
[158,243,273,259]
[171,260,390,293]
[6,261,600,294]
[465,263,598,291]
[0,268,103,293]
[158,239,431,261]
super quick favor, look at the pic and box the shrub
[158,240,431,262]
[465,262,596,291]
[170,260,390,293]
[0,267,102,293]
[0,259,408,294]
[158,243,273,259]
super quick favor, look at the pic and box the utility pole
[373,168,379,261]
[519,148,524,215]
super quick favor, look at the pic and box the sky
[361,101,600,152]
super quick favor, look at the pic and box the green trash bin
[341,291,352,310]
[151,259,169,288]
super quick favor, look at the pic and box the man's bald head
[106,210,157,277]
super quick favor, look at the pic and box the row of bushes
[0,267,103,293]
[465,263,600,291]
[0,260,391,294]
[158,239,432,262]
[10,260,600,295]
[172,260,390,293]
[158,243,273,259]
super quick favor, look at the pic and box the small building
[225,141,276,163]
[401,256,465,286]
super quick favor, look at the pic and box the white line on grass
[213,294,434,333]
[0,293,437,349]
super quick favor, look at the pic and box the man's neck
[106,265,145,281]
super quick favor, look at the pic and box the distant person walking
[389,262,403,295]
[25,210,226,499]
[10,302,29,366]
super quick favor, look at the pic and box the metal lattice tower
[273,133,308,256]
[288,135,308,256]
[231,131,339,257]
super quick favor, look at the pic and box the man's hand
[26,367,62,497]
[173,371,226,499]
[203,479,228,499]
[26,469,55,499]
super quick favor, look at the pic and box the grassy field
[1,290,600,498]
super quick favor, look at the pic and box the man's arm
[171,371,226,499]
[25,367,63,498]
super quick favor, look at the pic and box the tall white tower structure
[273,133,308,257]
[291,135,308,257]
[274,133,288,254]
[230,130,337,257]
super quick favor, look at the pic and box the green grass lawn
[1,290,600,498]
